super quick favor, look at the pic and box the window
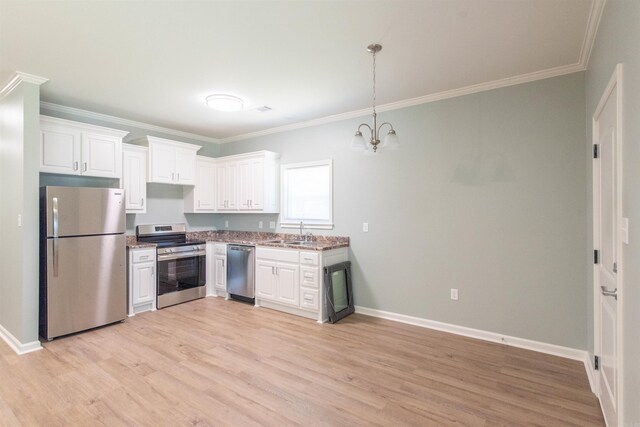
[280,159,333,229]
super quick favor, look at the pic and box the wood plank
[0,297,604,425]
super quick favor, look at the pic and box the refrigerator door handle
[52,197,59,277]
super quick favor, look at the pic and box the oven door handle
[157,251,205,261]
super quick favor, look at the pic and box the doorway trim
[592,63,624,426]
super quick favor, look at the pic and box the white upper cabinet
[215,151,279,213]
[216,160,238,211]
[184,156,216,213]
[122,144,148,214]
[131,135,201,185]
[40,116,128,178]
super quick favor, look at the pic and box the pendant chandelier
[351,43,399,153]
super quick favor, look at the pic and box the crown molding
[0,71,49,100]
[40,101,221,144]
[220,61,585,143]
[579,0,606,69]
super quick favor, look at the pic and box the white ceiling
[0,0,599,142]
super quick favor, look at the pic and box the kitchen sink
[262,239,314,246]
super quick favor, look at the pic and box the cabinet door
[276,262,299,307]
[122,148,147,213]
[195,159,215,211]
[132,262,155,306]
[238,159,252,209]
[150,142,175,183]
[175,146,196,185]
[214,255,227,290]
[249,157,265,210]
[40,128,81,175]
[81,132,121,178]
[216,161,238,211]
[256,259,277,300]
[226,161,238,209]
[215,163,228,210]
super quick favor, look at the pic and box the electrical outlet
[224,220,229,228]
[363,222,369,232]
[258,221,263,229]
[450,288,459,301]
[17,214,22,227]
[269,221,276,229]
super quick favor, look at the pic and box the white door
[238,159,252,209]
[150,142,175,183]
[40,128,81,175]
[226,161,238,209]
[195,159,215,211]
[132,262,155,306]
[122,148,147,212]
[275,262,299,307]
[81,132,121,178]
[594,64,622,427]
[256,259,277,300]
[174,146,196,185]
[250,157,265,210]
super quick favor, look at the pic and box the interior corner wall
[0,80,41,346]
[586,0,640,423]
[219,72,588,350]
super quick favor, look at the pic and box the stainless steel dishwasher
[227,245,255,303]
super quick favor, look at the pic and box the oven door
[156,251,206,300]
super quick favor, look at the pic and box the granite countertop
[126,230,349,251]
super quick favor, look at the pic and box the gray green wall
[39,106,221,234]
[0,80,41,347]
[218,73,589,349]
[586,0,640,423]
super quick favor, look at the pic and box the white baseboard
[583,352,596,394]
[0,323,42,355]
[354,305,589,363]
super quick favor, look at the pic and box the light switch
[17,214,22,227]
[363,222,369,232]
[450,289,459,301]
[225,220,229,228]
[622,217,629,244]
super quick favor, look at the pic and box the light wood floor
[0,297,603,426]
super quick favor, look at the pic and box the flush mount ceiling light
[205,94,244,112]
[351,44,399,153]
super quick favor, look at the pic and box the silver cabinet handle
[601,286,618,300]
[177,173,180,181]
[152,266,155,276]
[139,255,149,260]
[172,172,175,181]
[275,266,278,275]
[52,197,59,277]
[271,266,275,275]
[83,162,87,172]
[141,198,144,207]
[74,161,79,171]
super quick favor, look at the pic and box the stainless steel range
[136,224,206,309]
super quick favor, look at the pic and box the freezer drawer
[42,234,126,339]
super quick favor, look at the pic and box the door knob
[600,286,618,300]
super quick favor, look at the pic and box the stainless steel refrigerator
[40,186,126,340]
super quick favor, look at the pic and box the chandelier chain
[372,50,376,114]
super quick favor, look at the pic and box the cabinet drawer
[300,266,319,289]
[132,249,155,263]
[299,251,319,266]
[214,243,227,255]
[256,247,299,263]
[300,287,319,312]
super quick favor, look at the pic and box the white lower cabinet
[127,248,156,315]
[255,246,348,321]
[207,242,228,297]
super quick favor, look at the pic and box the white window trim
[280,159,333,230]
